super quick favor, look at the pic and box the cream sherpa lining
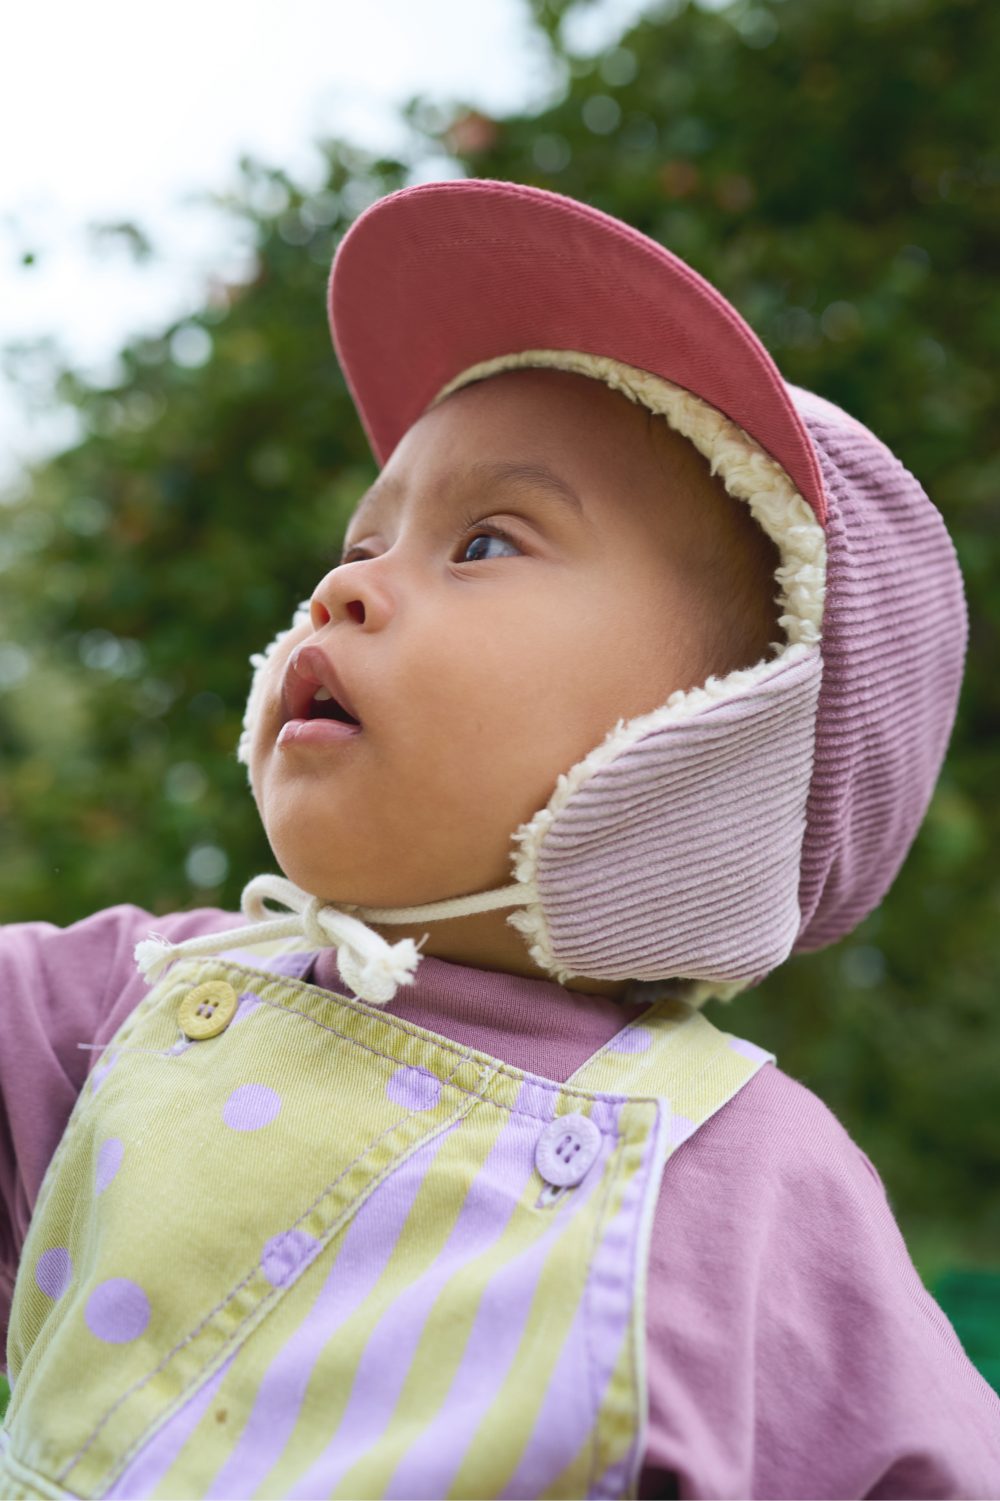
[431,351,827,1001]
[238,602,312,769]
[237,350,826,1005]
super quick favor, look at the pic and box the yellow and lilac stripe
[103,1084,662,1500]
[3,947,773,1501]
[106,1121,457,1499]
[222,1082,560,1499]
[473,1101,663,1500]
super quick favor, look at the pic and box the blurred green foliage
[1,0,998,1294]
[933,1269,1000,1395]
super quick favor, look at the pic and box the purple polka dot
[728,1036,771,1064]
[385,1066,441,1112]
[261,1229,320,1288]
[95,1138,125,1194]
[85,1278,150,1344]
[91,1050,118,1093]
[608,1025,653,1054]
[231,992,263,1025]
[35,1247,73,1300]
[222,1084,282,1132]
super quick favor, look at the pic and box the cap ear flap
[237,602,312,773]
[507,645,822,993]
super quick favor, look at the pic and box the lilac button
[535,1113,602,1188]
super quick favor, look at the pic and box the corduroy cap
[324,180,967,981]
[208,178,967,1004]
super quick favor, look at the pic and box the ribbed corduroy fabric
[529,650,822,983]
[788,387,968,951]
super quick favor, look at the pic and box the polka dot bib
[1,946,773,1499]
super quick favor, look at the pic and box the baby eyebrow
[466,459,584,517]
[345,458,584,549]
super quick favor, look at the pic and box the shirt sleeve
[642,1064,1000,1500]
[0,903,240,1362]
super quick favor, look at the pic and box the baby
[1,179,998,1500]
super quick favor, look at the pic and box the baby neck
[367,907,629,999]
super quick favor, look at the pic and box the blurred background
[1,0,997,1392]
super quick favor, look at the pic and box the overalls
[1,942,773,1500]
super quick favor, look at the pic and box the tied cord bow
[134,873,423,1005]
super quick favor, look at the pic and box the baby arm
[643,1065,1000,1499]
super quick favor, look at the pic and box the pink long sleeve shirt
[2,904,998,1499]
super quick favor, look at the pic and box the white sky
[0,0,660,490]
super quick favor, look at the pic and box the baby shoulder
[657,1060,948,1347]
[650,1062,1000,1496]
[666,1058,884,1208]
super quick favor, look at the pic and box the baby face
[248,367,767,909]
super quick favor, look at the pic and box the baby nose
[310,562,390,631]
[312,595,365,627]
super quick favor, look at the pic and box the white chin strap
[134,873,535,1006]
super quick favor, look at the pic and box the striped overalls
[1,943,772,1499]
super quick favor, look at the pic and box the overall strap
[566,998,774,1153]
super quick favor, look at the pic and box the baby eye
[461,531,521,562]
[338,544,374,565]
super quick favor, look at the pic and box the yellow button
[178,981,238,1040]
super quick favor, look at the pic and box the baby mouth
[307,686,361,727]
[278,644,363,746]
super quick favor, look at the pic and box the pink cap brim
[328,178,827,526]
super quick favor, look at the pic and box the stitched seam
[59,1053,496,1485]
[583,1131,626,1499]
[67,1053,495,1486]
[621,1118,658,1500]
[0,1447,76,1499]
[248,994,570,1121]
[187,957,560,1075]
[51,957,675,1483]
[169,960,637,1119]
[196,957,501,1062]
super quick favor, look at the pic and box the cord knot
[302,895,334,949]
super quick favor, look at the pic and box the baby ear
[236,601,313,771]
